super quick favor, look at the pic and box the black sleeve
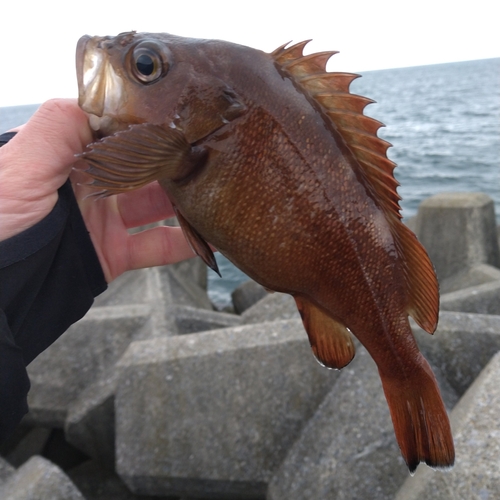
[0,132,107,443]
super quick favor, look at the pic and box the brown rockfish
[76,31,454,473]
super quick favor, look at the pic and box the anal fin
[294,296,355,369]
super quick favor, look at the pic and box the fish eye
[131,43,167,84]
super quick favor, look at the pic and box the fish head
[77,31,178,135]
[76,31,248,139]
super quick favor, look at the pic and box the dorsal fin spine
[283,51,338,75]
[271,40,311,63]
[321,93,374,111]
[300,73,360,94]
[326,111,384,136]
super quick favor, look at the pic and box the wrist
[0,194,58,241]
[0,133,60,241]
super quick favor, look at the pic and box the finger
[126,225,197,272]
[1,99,93,192]
[117,182,177,229]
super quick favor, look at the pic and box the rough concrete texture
[415,192,500,281]
[115,320,338,499]
[93,269,149,308]
[412,312,500,396]
[26,305,151,427]
[157,263,213,311]
[67,459,179,500]
[439,263,500,293]
[395,350,500,500]
[63,306,241,469]
[171,257,209,291]
[5,426,52,468]
[242,292,299,324]
[267,346,459,500]
[440,280,500,315]
[267,348,409,500]
[0,456,85,500]
[65,370,118,469]
[171,305,242,334]
[231,280,268,314]
[0,456,15,484]
[25,261,212,429]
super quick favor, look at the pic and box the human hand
[0,99,195,282]
[0,99,92,240]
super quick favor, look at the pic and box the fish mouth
[76,35,126,135]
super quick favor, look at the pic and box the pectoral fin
[78,123,207,196]
[174,206,220,277]
[294,296,355,369]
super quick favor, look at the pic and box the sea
[1,58,499,308]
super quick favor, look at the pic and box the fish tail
[379,357,455,474]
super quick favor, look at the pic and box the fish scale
[76,31,454,473]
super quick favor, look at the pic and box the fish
[76,31,454,473]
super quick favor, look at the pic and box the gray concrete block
[95,264,211,334]
[171,305,242,334]
[65,370,119,469]
[231,280,268,314]
[440,280,500,315]
[242,293,299,324]
[395,350,500,500]
[93,269,149,307]
[267,347,404,500]
[5,427,51,468]
[63,306,241,468]
[115,320,338,498]
[171,257,208,291]
[267,347,458,500]
[94,258,208,307]
[0,456,15,484]
[0,456,85,500]
[415,192,500,281]
[412,311,500,397]
[67,459,179,500]
[440,263,500,293]
[26,305,151,427]
[404,215,417,232]
[158,265,213,311]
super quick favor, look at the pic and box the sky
[0,0,498,107]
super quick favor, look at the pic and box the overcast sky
[1,0,498,107]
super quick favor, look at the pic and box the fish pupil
[136,54,155,76]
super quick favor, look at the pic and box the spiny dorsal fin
[271,40,401,220]
[271,41,439,333]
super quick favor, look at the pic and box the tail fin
[379,358,455,474]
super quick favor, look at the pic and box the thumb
[0,99,93,240]
[1,98,93,192]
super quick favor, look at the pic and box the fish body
[76,32,454,472]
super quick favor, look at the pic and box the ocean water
[351,58,499,221]
[1,58,498,307]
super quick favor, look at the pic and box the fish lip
[76,34,107,117]
[76,34,126,135]
[76,35,91,110]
